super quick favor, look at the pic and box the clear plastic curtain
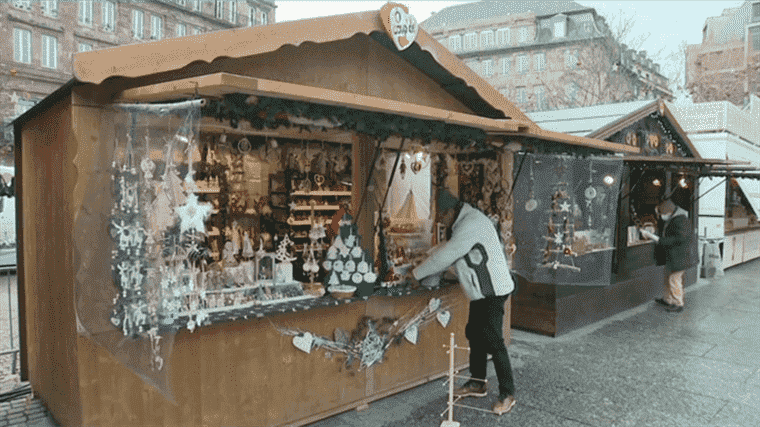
[512,153,624,286]
[73,100,203,401]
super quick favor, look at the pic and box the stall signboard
[512,153,624,286]
[381,3,418,51]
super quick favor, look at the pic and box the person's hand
[405,270,421,288]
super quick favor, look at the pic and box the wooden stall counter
[77,282,510,427]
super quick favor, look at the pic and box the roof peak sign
[381,3,418,51]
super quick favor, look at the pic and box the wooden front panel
[369,286,470,395]
[511,277,557,336]
[78,290,490,427]
[21,95,83,427]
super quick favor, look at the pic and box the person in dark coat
[640,199,697,312]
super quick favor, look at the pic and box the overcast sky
[274,1,747,85]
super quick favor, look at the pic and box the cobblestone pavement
[310,259,760,427]
[5,259,760,426]
[0,392,57,426]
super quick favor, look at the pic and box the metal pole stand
[440,332,496,426]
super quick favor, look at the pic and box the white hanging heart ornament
[428,298,441,313]
[436,310,451,328]
[293,332,314,354]
[404,324,419,344]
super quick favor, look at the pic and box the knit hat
[436,187,459,212]
[657,199,677,215]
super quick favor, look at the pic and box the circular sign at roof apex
[380,3,418,51]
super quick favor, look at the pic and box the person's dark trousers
[465,295,515,399]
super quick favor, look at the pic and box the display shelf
[195,188,221,194]
[291,205,340,211]
[291,190,352,197]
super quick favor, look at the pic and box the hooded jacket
[656,207,698,272]
[412,203,514,300]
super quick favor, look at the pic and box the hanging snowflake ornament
[174,193,213,234]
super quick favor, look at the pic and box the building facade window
[133,10,144,39]
[534,52,546,72]
[193,26,202,35]
[229,1,238,23]
[176,0,186,6]
[464,32,477,50]
[42,0,58,17]
[554,20,566,38]
[751,25,760,51]
[13,1,31,11]
[102,1,115,32]
[496,28,510,46]
[482,59,493,77]
[566,82,579,104]
[534,85,546,110]
[448,35,461,51]
[41,34,58,69]
[79,0,94,26]
[176,23,187,37]
[466,61,479,75]
[249,7,257,26]
[192,0,201,12]
[215,0,224,20]
[518,26,529,43]
[565,49,578,69]
[480,30,494,49]
[517,54,530,74]
[13,28,32,64]
[501,56,511,75]
[78,42,92,52]
[151,15,163,40]
[516,86,527,103]
[753,2,760,19]
[261,10,268,25]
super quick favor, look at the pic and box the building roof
[703,1,752,45]
[421,0,592,30]
[527,100,655,136]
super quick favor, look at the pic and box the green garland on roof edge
[201,94,489,151]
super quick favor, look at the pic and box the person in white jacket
[409,187,516,415]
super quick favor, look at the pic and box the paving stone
[709,401,760,427]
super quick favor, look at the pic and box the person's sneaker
[492,395,516,415]
[453,380,487,398]
[666,305,684,313]
[654,298,670,307]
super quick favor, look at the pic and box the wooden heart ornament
[436,310,451,328]
[381,3,418,51]
[428,298,441,313]
[293,332,314,354]
[404,324,419,344]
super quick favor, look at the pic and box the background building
[685,0,760,106]
[0,0,275,164]
[421,0,671,113]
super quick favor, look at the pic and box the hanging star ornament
[174,193,213,234]
[559,201,571,212]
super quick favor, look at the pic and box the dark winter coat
[655,208,698,272]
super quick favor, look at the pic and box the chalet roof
[68,6,530,123]
[421,0,591,30]
[527,99,702,159]
[527,100,655,137]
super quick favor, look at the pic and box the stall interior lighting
[652,178,662,187]
[603,174,616,186]
[678,177,689,188]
